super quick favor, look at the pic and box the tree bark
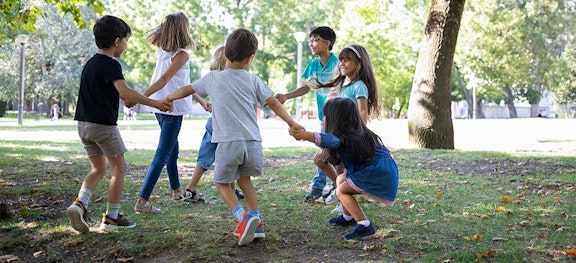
[408,0,465,149]
[502,85,518,118]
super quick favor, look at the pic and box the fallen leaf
[520,220,531,227]
[501,196,514,203]
[492,237,507,241]
[270,203,278,207]
[402,199,411,206]
[362,243,379,252]
[496,206,505,212]
[562,248,576,256]
[33,251,44,258]
[554,197,561,204]
[93,196,103,203]
[436,193,443,200]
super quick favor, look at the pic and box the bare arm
[266,96,304,133]
[143,51,189,97]
[113,79,171,111]
[192,93,211,112]
[357,97,369,124]
[274,85,311,104]
[165,85,196,103]
[292,130,315,143]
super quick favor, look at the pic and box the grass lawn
[0,118,575,262]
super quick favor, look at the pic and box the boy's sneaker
[235,189,245,200]
[66,198,91,233]
[324,187,339,205]
[234,219,265,239]
[304,188,322,202]
[254,222,265,238]
[328,214,357,227]
[331,204,343,214]
[344,223,376,240]
[99,213,136,231]
[232,212,260,246]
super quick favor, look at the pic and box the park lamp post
[16,34,29,126]
[293,31,306,121]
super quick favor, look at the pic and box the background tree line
[1,0,575,120]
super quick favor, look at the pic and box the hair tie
[345,45,362,59]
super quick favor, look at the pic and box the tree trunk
[502,85,518,118]
[407,0,465,149]
[476,99,485,119]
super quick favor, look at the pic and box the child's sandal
[183,189,205,203]
[134,202,161,214]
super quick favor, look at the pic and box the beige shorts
[213,141,263,183]
[77,121,127,157]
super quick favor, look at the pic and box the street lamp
[293,31,306,121]
[16,34,29,126]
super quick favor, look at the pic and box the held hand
[290,128,306,141]
[274,94,287,104]
[305,79,319,89]
[157,99,172,112]
[202,101,212,112]
[289,122,305,135]
[124,100,136,108]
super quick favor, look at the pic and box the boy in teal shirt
[275,26,338,201]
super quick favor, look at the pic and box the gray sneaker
[99,214,136,231]
[324,188,339,205]
[66,198,91,233]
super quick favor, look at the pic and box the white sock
[357,220,370,227]
[343,213,354,221]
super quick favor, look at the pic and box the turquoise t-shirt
[302,53,338,121]
[339,80,369,104]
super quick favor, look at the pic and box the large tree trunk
[502,85,518,118]
[408,0,465,149]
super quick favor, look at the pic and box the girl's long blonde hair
[210,45,226,71]
[147,12,195,52]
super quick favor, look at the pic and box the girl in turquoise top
[319,44,380,123]
[291,98,398,240]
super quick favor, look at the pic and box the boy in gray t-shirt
[165,28,304,246]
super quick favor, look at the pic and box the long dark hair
[318,44,380,118]
[323,97,386,164]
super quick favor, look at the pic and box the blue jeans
[196,117,216,170]
[139,114,183,200]
[311,120,327,191]
[311,168,327,191]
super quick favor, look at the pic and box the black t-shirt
[74,53,124,125]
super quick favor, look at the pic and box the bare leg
[236,176,258,211]
[80,155,108,193]
[314,152,337,184]
[105,154,126,204]
[186,166,206,192]
[336,174,367,222]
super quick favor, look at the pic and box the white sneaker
[324,188,339,205]
[330,204,343,214]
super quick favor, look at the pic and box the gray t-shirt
[192,69,274,143]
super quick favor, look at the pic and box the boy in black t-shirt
[66,15,171,233]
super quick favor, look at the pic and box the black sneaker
[304,188,322,201]
[235,189,245,200]
[66,198,91,233]
[344,223,376,240]
[328,214,357,227]
[99,213,136,231]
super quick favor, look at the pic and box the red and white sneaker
[234,219,265,239]
[232,212,260,246]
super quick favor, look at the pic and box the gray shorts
[213,141,263,183]
[77,121,127,157]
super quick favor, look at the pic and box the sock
[106,202,120,220]
[357,220,371,227]
[248,210,260,219]
[343,213,354,221]
[232,205,244,221]
[77,188,92,209]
